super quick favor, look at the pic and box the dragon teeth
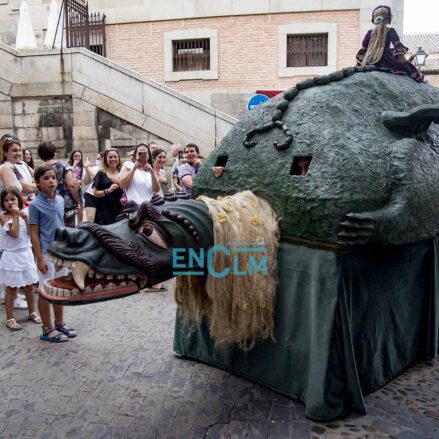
[71,261,90,290]
[128,275,137,280]
[117,275,124,280]
[120,281,127,287]
[96,273,104,279]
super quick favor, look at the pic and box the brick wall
[107,10,360,95]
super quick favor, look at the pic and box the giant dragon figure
[42,67,439,420]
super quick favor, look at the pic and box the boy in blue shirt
[29,165,77,342]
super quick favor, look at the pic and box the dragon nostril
[54,228,64,241]
[67,230,78,245]
[61,229,69,241]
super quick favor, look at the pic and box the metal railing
[65,0,106,57]
[89,12,106,57]
[172,38,210,72]
[287,33,328,67]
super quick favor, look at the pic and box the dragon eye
[140,223,168,249]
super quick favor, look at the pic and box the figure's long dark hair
[0,134,21,164]
[23,148,34,169]
[0,186,24,211]
[69,150,84,178]
[102,149,122,172]
[132,143,153,167]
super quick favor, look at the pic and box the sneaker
[13,295,28,310]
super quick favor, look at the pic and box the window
[287,34,328,67]
[173,39,210,72]
[164,29,218,81]
[278,23,337,77]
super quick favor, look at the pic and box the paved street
[0,284,438,439]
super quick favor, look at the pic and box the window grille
[287,33,328,67]
[172,39,210,72]
[89,12,106,57]
[65,0,106,57]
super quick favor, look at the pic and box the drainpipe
[53,0,66,78]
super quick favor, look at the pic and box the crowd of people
[0,134,203,342]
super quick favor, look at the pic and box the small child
[0,187,40,330]
[29,165,77,342]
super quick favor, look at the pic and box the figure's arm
[2,214,19,238]
[29,205,47,274]
[92,171,119,198]
[181,175,193,190]
[146,164,161,193]
[118,162,137,189]
[172,175,182,192]
[1,166,23,193]
[30,224,47,273]
[64,169,79,204]
[388,28,408,57]
[20,179,37,194]
[356,30,372,63]
[82,167,92,185]
[18,208,30,235]
[159,169,168,186]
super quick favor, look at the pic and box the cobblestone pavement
[0,284,438,439]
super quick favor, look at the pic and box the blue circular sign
[247,94,269,111]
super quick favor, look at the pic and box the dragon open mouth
[39,255,147,305]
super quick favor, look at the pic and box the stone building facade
[0,0,405,119]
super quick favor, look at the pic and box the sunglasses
[1,135,20,145]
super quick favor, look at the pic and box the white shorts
[38,254,69,290]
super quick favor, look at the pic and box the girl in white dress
[0,187,40,330]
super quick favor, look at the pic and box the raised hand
[10,205,20,215]
[109,183,119,193]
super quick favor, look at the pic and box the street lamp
[412,47,428,67]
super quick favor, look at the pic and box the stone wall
[0,43,236,159]
[0,94,73,158]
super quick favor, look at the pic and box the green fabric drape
[173,238,439,421]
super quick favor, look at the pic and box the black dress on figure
[92,170,123,225]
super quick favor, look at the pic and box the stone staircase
[0,43,236,159]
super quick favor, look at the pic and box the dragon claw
[337,212,377,246]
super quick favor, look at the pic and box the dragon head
[41,195,213,305]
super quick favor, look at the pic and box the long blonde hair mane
[362,23,388,66]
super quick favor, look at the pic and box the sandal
[28,312,42,324]
[5,318,22,331]
[40,327,68,343]
[55,322,78,338]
